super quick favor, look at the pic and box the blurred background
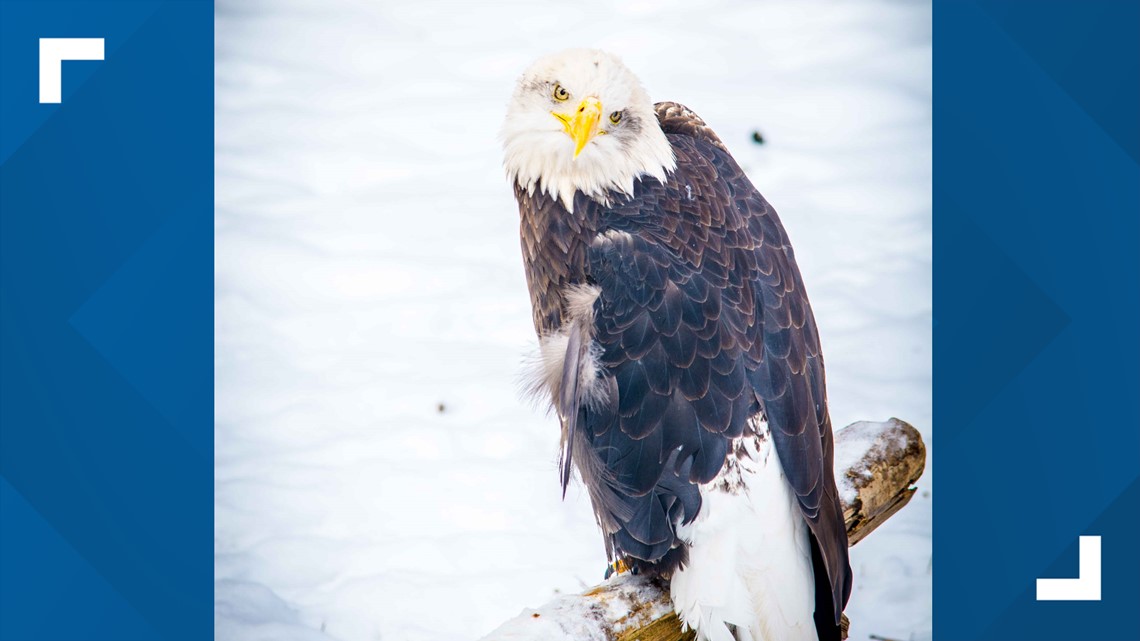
[214,1,931,640]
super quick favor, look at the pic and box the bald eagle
[502,49,852,641]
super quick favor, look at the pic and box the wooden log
[480,418,927,641]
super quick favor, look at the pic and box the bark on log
[480,418,927,641]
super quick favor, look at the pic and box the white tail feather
[671,423,817,641]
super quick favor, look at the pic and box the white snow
[480,574,676,641]
[215,1,932,640]
[834,419,912,507]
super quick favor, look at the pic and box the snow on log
[480,418,927,641]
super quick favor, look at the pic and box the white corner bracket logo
[1036,535,1102,601]
[39,38,105,104]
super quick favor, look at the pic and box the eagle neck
[517,186,600,335]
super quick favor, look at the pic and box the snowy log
[480,418,926,641]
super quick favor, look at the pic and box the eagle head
[501,49,676,212]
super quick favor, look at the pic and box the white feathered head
[501,49,675,211]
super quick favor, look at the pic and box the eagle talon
[605,558,631,579]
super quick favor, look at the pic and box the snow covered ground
[214,1,932,640]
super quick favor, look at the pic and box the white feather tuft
[519,285,608,410]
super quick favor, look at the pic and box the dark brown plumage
[515,102,852,634]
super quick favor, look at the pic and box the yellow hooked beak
[553,97,602,159]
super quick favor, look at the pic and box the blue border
[1,1,213,639]
[2,1,1138,640]
[935,1,1139,640]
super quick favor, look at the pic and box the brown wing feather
[654,101,730,154]
[654,103,852,626]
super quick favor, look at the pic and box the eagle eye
[609,111,623,124]
[552,84,569,102]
